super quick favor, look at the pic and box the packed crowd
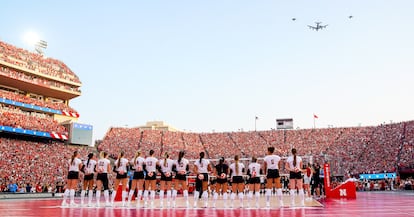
[96,128,208,160]
[399,121,414,169]
[359,124,403,173]
[200,132,238,159]
[98,121,414,176]
[0,104,68,134]
[161,130,185,159]
[181,132,207,160]
[0,138,92,193]
[0,40,80,84]
[0,89,78,114]
[322,127,372,175]
[230,131,268,158]
[356,177,413,191]
[97,127,143,159]
[0,66,81,94]
[0,120,412,194]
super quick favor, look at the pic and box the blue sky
[1,0,413,141]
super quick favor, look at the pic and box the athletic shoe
[61,201,68,207]
[185,200,189,208]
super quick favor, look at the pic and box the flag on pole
[313,114,318,119]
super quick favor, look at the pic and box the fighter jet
[308,22,328,31]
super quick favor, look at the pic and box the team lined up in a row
[61,147,305,208]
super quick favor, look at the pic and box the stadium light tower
[35,40,48,55]
[23,31,47,55]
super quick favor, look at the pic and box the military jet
[308,22,328,31]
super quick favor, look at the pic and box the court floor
[1,191,413,217]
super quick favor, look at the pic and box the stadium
[0,38,413,216]
[1,1,414,216]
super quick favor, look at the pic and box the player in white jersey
[127,150,145,207]
[229,155,245,208]
[112,151,129,206]
[143,149,158,207]
[263,146,283,207]
[173,151,190,207]
[62,150,83,207]
[193,152,212,208]
[247,156,262,208]
[80,153,97,206]
[157,152,175,208]
[286,148,304,206]
[96,151,111,207]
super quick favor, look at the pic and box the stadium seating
[0,89,78,114]
[98,121,413,177]
[0,138,92,193]
[0,66,81,94]
[399,121,414,168]
[1,119,413,193]
[0,104,68,135]
[0,39,87,193]
[0,40,81,84]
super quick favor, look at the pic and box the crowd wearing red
[0,40,80,84]
[98,121,414,176]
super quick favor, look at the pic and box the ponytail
[164,152,169,167]
[134,151,141,166]
[178,151,184,164]
[71,151,78,165]
[199,152,205,164]
[292,148,297,167]
[100,151,107,159]
[235,155,239,175]
[87,153,93,167]
[117,151,124,168]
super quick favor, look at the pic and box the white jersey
[68,157,82,172]
[97,158,111,173]
[248,162,261,176]
[286,155,302,170]
[131,156,145,172]
[145,156,158,172]
[175,158,189,173]
[83,159,97,174]
[229,162,245,177]
[159,158,174,173]
[194,158,210,173]
[114,157,129,173]
[264,154,281,170]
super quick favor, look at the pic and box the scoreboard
[276,118,293,130]
[68,123,93,146]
